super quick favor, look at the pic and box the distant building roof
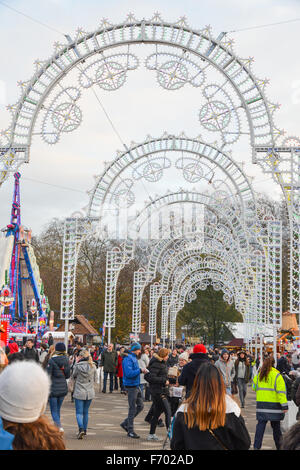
[56,315,98,336]
[226,338,245,348]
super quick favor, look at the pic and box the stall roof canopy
[56,315,98,336]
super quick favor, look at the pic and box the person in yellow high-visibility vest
[252,355,288,450]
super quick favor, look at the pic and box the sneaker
[59,428,64,433]
[127,432,140,439]
[158,419,164,428]
[102,390,106,393]
[120,422,128,433]
[147,434,161,441]
[77,429,84,440]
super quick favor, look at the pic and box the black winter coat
[21,347,39,362]
[144,354,168,395]
[178,353,209,397]
[171,395,251,450]
[47,353,71,398]
[277,357,291,375]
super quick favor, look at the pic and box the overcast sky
[0,0,300,235]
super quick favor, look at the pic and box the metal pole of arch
[64,318,69,349]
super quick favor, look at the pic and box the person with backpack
[47,342,70,432]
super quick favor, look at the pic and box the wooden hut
[56,315,100,345]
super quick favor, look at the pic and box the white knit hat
[0,361,50,423]
[179,352,189,362]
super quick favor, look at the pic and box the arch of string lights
[0,14,297,344]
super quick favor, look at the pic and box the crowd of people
[0,335,300,450]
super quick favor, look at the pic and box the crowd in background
[0,335,300,450]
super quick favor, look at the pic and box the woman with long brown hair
[171,362,251,450]
[0,361,65,450]
[252,354,288,450]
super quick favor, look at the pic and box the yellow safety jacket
[252,367,288,421]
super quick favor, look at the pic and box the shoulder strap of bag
[208,429,228,450]
[51,358,66,377]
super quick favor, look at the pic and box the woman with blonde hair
[0,361,65,450]
[42,344,55,369]
[72,349,97,439]
[171,362,251,450]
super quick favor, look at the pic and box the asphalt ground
[45,381,280,451]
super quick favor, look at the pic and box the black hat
[55,342,66,352]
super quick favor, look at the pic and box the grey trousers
[121,386,144,433]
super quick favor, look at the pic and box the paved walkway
[45,382,280,450]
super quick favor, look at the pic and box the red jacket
[116,355,123,378]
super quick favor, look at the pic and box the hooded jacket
[144,353,168,395]
[122,350,141,387]
[171,394,251,450]
[47,353,71,397]
[178,352,209,397]
[73,358,97,400]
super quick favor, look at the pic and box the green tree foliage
[177,285,243,345]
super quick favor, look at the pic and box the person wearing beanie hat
[178,344,209,398]
[0,361,65,449]
[178,352,189,371]
[47,341,70,431]
[144,347,171,441]
[193,344,207,354]
[215,349,236,395]
[55,342,66,353]
[130,342,142,352]
[120,342,147,439]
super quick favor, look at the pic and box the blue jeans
[254,420,282,450]
[103,371,114,392]
[75,399,92,431]
[49,396,65,428]
[139,384,145,399]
